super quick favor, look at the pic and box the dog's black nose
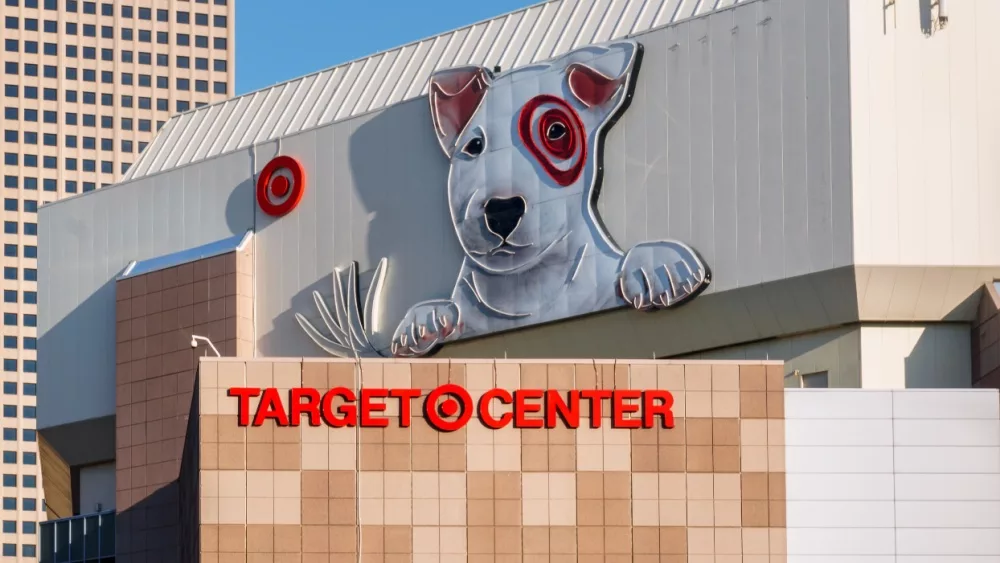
[484,196,526,241]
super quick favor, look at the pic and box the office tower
[1,0,233,558]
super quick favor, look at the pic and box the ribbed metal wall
[121,0,753,181]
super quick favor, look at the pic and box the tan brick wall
[115,245,253,563]
[197,359,787,563]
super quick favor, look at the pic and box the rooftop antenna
[191,335,220,357]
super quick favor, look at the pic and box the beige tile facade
[3,0,233,557]
[197,359,788,562]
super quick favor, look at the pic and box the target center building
[35,0,1000,561]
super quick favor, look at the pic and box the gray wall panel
[38,150,255,429]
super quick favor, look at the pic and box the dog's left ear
[565,41,639,119]
[428,66,492,157]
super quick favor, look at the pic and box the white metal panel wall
[79,462,116,513]
[849,0,1000,267]
[784,389,1000,563]
[37,150,256,429]
[254,0,854,357]
[860,324,972,389]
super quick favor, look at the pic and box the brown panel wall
[115,244,253,563]
[198,359,787,563]
[973,283,1000,389]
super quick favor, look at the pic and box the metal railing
[39,510,115,563]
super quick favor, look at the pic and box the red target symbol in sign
[257,155,306,217]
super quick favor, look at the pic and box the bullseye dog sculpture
[296,40,710,359]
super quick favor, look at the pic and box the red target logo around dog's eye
[257,155,306,217]
[517,95,586,187]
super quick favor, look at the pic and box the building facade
[2,0,234,558]
[32,0,1000,560]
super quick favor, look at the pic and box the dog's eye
[546,121,567,141]
[462,136,485,157]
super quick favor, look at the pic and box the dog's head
[429,41,642,274]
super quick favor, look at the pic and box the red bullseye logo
[257,155,305,217]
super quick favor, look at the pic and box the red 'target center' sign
[227,385,675,432]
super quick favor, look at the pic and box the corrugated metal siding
[122,0,757,181]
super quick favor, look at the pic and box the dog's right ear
[428,66,491,157]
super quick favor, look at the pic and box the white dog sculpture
[297,40,710,359]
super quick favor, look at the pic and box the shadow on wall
[257,99,464,357]
[348,99,464,322]
[224,166,257,237]
[38,278,118,430]
[903,323,974,388]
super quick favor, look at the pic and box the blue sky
[235,0,541,95]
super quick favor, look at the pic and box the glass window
[43,178,56,191]
[177,55,189,68]
[121,72,132,85]
[22,521,35,534]
[43,19,56,33]
[22,498,35,510]
[214,15,227,28]
[22,383,35,396]
[1,293,12,305]
[21,545,34,557]
[196,35,208,48]
[66,44,77,57]
[156,53,168,67]
[1,544,12,556]
[121,28,132,41]
[121,4,132,17]
[156,8,168,22]
[101,47,113,61]
[176,100,189,112]
[0,522,11,534]
[22,406,36,419]
[22,452,36,464]
[177,78,190,91]
[101,25,113,39]
[195,57,208,70]
[0,452,12,464]
[101,2,111,15]
[1,383,12,394]
[122,50,133,63]
[1,475,13,487]
[139,7,150,19]
[22,430,35,442]
[2,314,13,326]
[214,81,227,95]
[177,11,189,23]
[214,36,227,50]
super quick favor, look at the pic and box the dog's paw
[390,299,463,358]
[617,241,710,310]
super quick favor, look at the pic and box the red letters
[231,385,676,431]
[228,387,261,427]
[359,388,389,427]
[513,390,544,428]
[290,388,321,426]
[478,388,513,429]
